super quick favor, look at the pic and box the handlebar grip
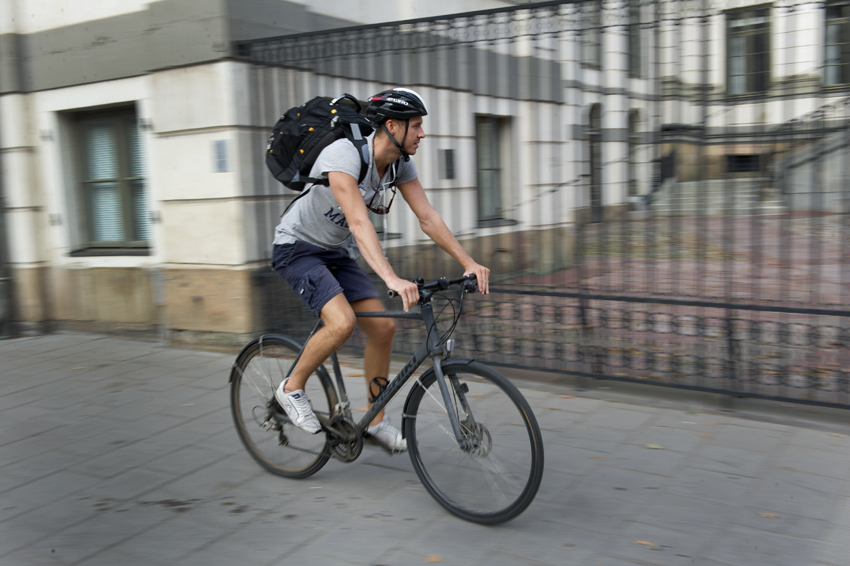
[387,274,478,299]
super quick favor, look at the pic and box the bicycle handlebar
[387,274,478,300]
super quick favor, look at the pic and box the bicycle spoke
[417,379,463,444]
[242,365,272,405]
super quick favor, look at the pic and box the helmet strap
[381,119,411,162]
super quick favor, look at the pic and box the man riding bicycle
[271,87,490,452]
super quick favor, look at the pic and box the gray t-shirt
[273,132,417,258]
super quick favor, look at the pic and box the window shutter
[84,119,124,242]
[126,116,150,241]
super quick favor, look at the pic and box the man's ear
[384,118,397,136]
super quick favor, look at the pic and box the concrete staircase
[650,178,788,217]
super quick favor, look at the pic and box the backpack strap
[281,124,371,216]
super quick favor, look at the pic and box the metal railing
[243,0,850,408]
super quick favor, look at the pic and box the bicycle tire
[403,360,544,524]
[230,335,333,479]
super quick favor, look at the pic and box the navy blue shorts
[272,241,380,317]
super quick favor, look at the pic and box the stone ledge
[626,210,653,221]
[833,197,850,214]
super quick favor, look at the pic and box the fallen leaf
[828,433,846,438]
[644,444,665,450]
[425,555,444,563]
[699,433,713,438]
[759,512,779,519]
[182,403,195,407]
[635,540,663,550]
[559,394,575,399]
[589,456,605,460]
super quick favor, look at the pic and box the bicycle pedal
[364,435,406,455]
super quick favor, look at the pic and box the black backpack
[266,94,373,191]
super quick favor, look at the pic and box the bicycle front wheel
[404,360,544,524]
[230,335,332,479]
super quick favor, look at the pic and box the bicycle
[229,274,544,524]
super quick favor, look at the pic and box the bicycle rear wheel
[403,360,544,524]
[230,335,332,478]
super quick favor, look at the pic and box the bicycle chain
[270,409,361,462]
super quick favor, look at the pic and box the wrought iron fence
[241,0,850,408]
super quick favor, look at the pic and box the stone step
[658,196,762,204]
[650,202,788,217]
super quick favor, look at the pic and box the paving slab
[1,332,850,566]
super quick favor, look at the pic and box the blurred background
[1,0,848,408]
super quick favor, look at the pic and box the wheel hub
[460,420,492,457]
[252,403,289,445]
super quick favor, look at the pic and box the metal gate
[240,0,850,408]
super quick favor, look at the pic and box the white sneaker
[366,417,407,452]
[275,380,322,435]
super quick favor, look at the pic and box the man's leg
[284,293,356,392]
[351,297,395,427]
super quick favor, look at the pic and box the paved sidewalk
[1,333,849,566]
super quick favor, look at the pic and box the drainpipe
[0,7,18,338]
[0,170,12,338]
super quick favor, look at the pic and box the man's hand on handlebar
[387,275,420,312]
[462,263,490,295]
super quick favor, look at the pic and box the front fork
[430,339,474,449]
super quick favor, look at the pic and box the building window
[628,110,641,196]
[440,149,455,180]
[727,7,770,95]
[628,0,643,78]
[727,154,760,173]
[475,116,512,225]
[582,0,602,69]
[73,108,149,252]
[588,104,603,223]
[826,0,850,86]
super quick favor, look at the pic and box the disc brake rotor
[460,420,492,457]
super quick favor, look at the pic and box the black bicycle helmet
[366,88,429,125]
[366,88,428,161]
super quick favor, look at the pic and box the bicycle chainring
[328,416,363,462]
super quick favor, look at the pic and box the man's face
[389,116,425,155]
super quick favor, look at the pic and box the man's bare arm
[328,172,419,310]
[398,178,490,294]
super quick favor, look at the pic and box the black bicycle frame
[297,299,468,443]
